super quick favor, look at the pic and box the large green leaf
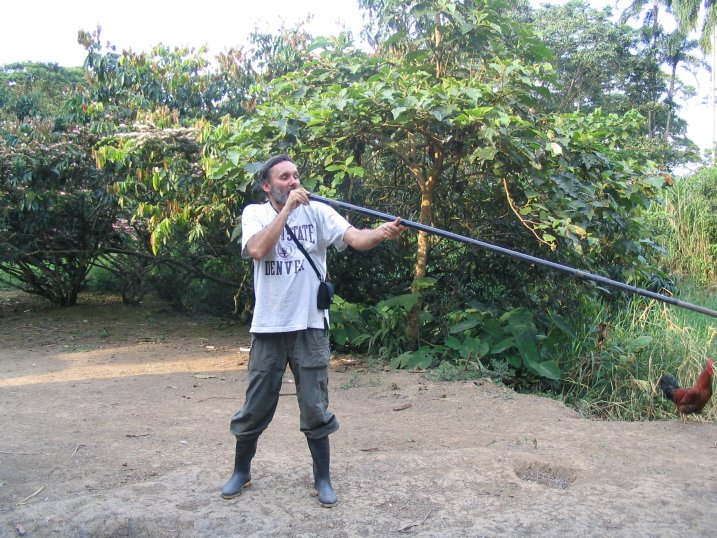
[503,309,562,380]
[463,336,490,360]
[528,359,561,380]
[449,318,480,334]
[490,338,515,354]
[377,293,420,311]
[390,348,434,369]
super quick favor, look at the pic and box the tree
[657,29,707,140]
[79,27,316,313]
[0,62,85,121]
[534,1,644,114]
[619,1,704,166]
[198,1,555,341]
[0,123,118,306]
[85,2,671,385]
[196,1,666,348]
[534,0,701,168]
[0,62,114,306]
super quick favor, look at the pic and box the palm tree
[671,1,717,162]
[622,0,675,137]
[671,0,717,52]
[657,30,709,139]
[621,0,672,46]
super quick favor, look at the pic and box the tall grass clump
[561,293,716,421]
[655,168,717,285]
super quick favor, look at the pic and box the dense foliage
[533,0,701,167]
[0,122,117,305]
[0,61,85,122]
[2,1,715,403]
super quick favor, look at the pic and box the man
[222,154,404,507]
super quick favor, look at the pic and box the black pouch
[317,281,335,310]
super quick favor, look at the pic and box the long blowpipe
[309,194,717,319]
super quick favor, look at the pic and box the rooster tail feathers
[659,374,680,400]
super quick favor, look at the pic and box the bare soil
[1,291,716,538]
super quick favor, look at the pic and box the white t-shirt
[241,201,352,333]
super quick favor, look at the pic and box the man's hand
[282,188,310,213]
[376,218,405,241]
[344,217,406,251]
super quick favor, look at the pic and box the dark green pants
[229,329,339,440]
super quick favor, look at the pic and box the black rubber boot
[307,436,337,507]
[221,437,258,500]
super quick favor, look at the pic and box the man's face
[263,160,300,206]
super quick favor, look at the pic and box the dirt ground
[1,291,716,538]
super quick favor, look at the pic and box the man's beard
[271,186,291,206]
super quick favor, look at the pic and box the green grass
[560,282,716,421]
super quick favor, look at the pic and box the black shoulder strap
[284,224,324,282]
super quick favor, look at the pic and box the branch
[103,247,239,288]
[4,247,240,288]
[107,126,197,142]
[503,177,554,250]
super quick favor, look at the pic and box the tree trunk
[404,16,445,346]
[665,63,678,140]
[413,186,434,285]
[406,142,442,346]
[406,182,434,346]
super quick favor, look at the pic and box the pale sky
[1,0,712,158]
[0,0,366,67]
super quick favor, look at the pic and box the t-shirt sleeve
[316,203,352,252]
[240,205,265,259]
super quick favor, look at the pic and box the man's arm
[343,218,404,251]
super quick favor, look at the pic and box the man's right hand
[282,188,310,213]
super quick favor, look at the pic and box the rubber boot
[307,436,337,507]
[221,437,258,500]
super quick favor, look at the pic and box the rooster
[659,358,714,422]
